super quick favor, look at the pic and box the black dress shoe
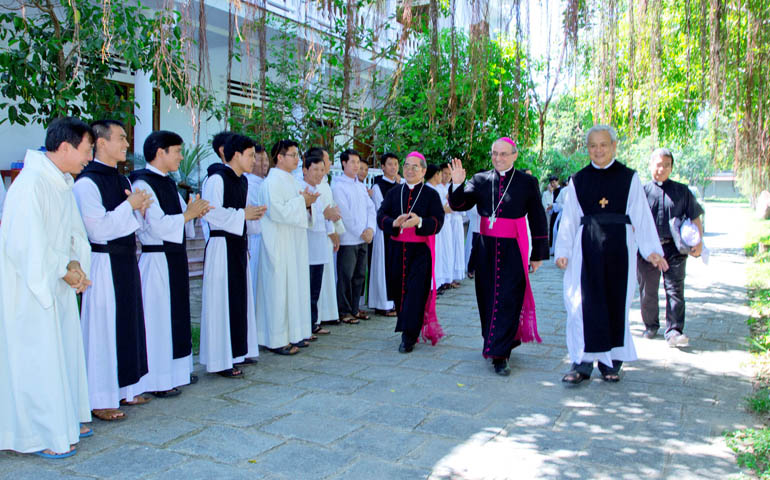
[493,360,511,376]
[398,342,414,353]
[189,374,199,385]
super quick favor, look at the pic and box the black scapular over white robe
[449,168,549,359]
[554,160,663,368]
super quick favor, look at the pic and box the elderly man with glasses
[448,137,549,376]
[377,152,445,353]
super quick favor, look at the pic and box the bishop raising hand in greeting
[447,137,549,376]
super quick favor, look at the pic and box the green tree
[0,0,198,126]
[362,30,538,176]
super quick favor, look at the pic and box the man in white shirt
[332,149,376,324]
[301,153,335,337]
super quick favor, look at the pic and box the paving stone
[101,413,202,446]
[278,391,376,419]
[0,466,92,480]
[145,459,262,480]
[260,412,362,444]
[335,457,428,479]
[415,413,506,439]
[351,403,431,430]
[223,384,309,408]
[70,445,186,479]
[201,403,287,428]
[294,372,370,394]
[249,440,355,478]
[169,425,283,463]
[334,425,429,461]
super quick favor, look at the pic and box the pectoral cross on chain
[488,214,497,228]
[599,197,609,209]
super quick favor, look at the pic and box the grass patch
[192,323,200,356]
[726,215,770,479]
[705,197,750,204]
[725,428,770,479]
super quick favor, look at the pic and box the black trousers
[309,264,324,330]
[336,243,368,316]
[637,242,688,338]
[573,360,623,376]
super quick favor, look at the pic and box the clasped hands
[393,212,421,230]
[63,260,91,293]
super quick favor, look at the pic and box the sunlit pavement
[0,203,759,479]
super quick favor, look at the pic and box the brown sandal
[120,395,152,406]
[340,315,360,324]
[91,408,126,421]
[354,311,370,320]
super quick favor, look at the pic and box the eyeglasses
[283,152,300,159]
[490,151,513,158]
[403,164,423,171]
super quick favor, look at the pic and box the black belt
[90,243,136,255]
[209,230,246,240]
[141,243,186,253]
[580,214,631,226]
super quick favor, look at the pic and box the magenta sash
[392,227,444,345]
[479,216,541,343]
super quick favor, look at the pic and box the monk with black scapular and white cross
[555,125,668,385]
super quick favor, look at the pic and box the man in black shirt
[637,148,704,347]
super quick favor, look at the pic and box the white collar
[94,158,118,169]
[591,159,615,170]
[147,164,167,176]
[495,165,514,175]
[382,175,397,184]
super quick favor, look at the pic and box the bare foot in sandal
[92,408,126,421]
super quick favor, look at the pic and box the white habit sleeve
[627,173,664,259]
[72,178,140,242]
[201,174,246,235]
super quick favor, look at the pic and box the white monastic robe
[554,160,663,368]
[367,183,395,311]
[0,177,6,221]
[431,183,454,286]
[0,150,91,454]
[445,183,466,281]
[464,205,480,269]
[256,168,313,348]
[133,165,196,391]
[199,167,260,372]
[244,172,264,305]
[316,176,345,322]
[73,160,148,409]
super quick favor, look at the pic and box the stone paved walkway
[0,203,762,479]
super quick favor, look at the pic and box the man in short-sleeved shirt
[638,148,704,347]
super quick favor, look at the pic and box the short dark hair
[254,144,265,154]
[212,131,234,156]
[548,175,559,182]
[425,164,440,182]
[440,162,450,170]
[45,117,94,152]
[303,153,325,170]
[340,148,360,166]
[270,139,299,163]
[224,134,257,163]
[90,119,125,144]
[144,130,184,162]
[380,152,399,167]
[305,146,327,159]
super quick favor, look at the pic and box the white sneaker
[667,332,689,348]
